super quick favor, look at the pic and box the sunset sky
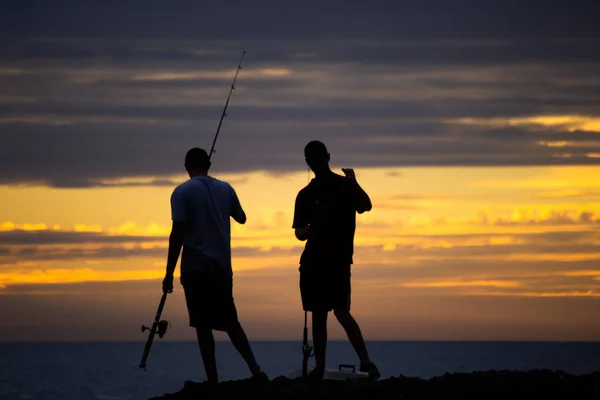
[1,0,600,342]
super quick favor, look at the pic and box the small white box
[286,364,370,380]
[324,364,369,380]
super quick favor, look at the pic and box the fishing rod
[302,309,314,377]
[209,50,246,159]
[138,50,247,371]
[301,167,315,378]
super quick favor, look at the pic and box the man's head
[184,147,211,176]
[304,140,330,173]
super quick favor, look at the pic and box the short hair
[185,147,210,169]
[304,140,328,160]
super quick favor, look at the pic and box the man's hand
[342,168,356,180]
[295,225,313,241]
[162,274,174,294]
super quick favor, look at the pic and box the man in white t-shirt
[161,147,267,384]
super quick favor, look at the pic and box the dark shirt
[292,171,371,266]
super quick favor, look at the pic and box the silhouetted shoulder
[223,180,236,191]
[296,180,315,196]
[297,184,310,196]
[208,176,233,191]
[172,178,193,196]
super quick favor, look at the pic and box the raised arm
[353,180,372,214]
[342,168,372,214]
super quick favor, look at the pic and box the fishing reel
[141,320,171,338]
[302,343,314,358]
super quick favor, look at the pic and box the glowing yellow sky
[2,165,600,283]
[2,157,600,341]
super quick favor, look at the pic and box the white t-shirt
[170,175,245,278]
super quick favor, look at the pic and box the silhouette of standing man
[292,140,380,380]
[162,147,267,385]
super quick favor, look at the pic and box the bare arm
[163,191,186,293]
[164,221,186,278]
[353,180,372,214]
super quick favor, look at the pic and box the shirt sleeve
[292,190,309,229]
[229,185,245,220]
[170,190,186,222]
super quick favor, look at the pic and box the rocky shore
[150,369,600,400]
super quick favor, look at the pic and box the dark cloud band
[1,1,600,187]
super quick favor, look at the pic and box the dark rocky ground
[150,369,600,400]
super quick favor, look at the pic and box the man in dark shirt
[292,140,380,380]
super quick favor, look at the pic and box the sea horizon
[3,339,600,344]
[4,339,600,399]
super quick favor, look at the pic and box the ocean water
[1,341,599,400]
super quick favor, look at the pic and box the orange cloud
[447,115,600,132]
[534,190,600,199]
[0,268,164,289]
[0,220,170,237]
[131,67,293,82]
[401,279,522,288]
[465,209,600,227]
[465,290,600,297]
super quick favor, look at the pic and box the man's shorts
[299,264,351,312]
[180,271,239,331]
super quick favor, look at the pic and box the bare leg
[226,322,262,376]
[195,328,218,384]
[312,311,328,372]
[334,309,370,364]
